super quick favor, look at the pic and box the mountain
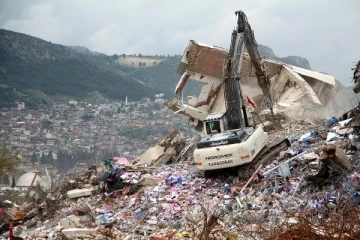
[0,29,315,108]
[67,45,106,57]
[258,44,311,69]
[0,29,155,108]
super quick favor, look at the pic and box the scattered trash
[327,117,339,126]
[2,108,360,239]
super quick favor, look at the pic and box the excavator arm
[235,10,273,112]
[224,10,273,130]
[353,60,360,93]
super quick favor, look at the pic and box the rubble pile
[2,110,360,239]
[132,130,187,166]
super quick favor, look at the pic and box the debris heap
[1,108,360,239]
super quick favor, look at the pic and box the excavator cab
[203,112,229,135]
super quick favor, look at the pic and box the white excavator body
[194,125,268,170]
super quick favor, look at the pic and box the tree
[48,150,54,165]
[40,153,49,164]
[41,119,53,130]
[0,147,21,176]
[138,61,142,67]
[82,114,94,122]
[103,110,113,118]
[138,53,143,58]
[2,175,9,185]
[31,152,37,165]
[122,53,126,58]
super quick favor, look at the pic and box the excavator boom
[235,10,273,112]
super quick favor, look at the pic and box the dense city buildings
[0,98,192,175]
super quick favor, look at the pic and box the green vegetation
[0,85,49,109]
[81,113,95,121]
[31,152,38,165]
[0,51,155,101]
[0,147,21,176]
[40,151,54,165]
[0,29,157,108]
[41,119,53,129]
[113,56,202,99]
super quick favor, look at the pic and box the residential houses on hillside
[0,97,193,174]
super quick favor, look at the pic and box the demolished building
[169,40,340,126]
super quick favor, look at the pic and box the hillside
[110,55,198,99]
[0,29,155,108]
[0,29,318,108]
[258,44,311,69]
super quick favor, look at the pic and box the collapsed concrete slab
[59,215,81,229]
[139,174,157,186]
[319,144,352,173]
[67,188,92,199]
[132,130,186,166]
[169,40,337,125]
[62,228,96,236]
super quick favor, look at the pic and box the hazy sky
[0,0,359,85]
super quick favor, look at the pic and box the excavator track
[237,138,291,180]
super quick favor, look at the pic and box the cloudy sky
[0,0,359,85]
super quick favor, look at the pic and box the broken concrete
[59,215,81,229]
[67,188,92,199]
[319,144,352,173]
[169,40,337,125]
[132,130,186,166]
[3,115,360,239]
[139,174,157,186]
[62,227,96,236]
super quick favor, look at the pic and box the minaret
[125,96,128,106]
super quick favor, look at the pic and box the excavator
[177,10,291,179]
